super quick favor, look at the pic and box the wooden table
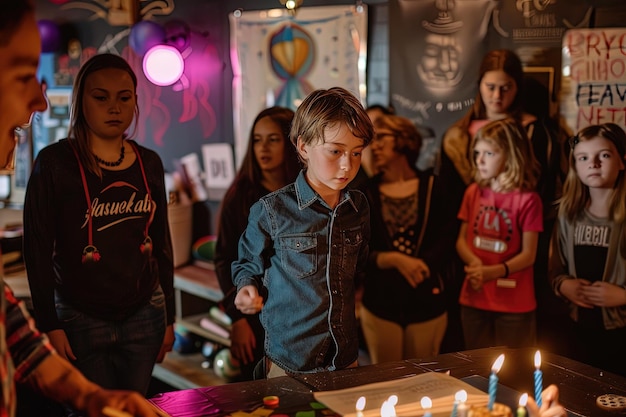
[149,347,626,417]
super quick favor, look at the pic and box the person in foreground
[549,123,626,377]
[232,87,373,377]
[215,106,300,380]
[0,1,165,415]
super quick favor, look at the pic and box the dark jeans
[461,305,536,349]
[56,287,166,395]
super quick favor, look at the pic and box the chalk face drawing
[561,28,626,135]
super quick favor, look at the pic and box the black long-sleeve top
[23,139,174,332]
[361,169,459,325]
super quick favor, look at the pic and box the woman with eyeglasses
[359,114,457,363]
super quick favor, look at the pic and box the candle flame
[421,396,432,409]
[455,390,468,402]
[491,353,505,373]
[388,395,398,406]
[534,350,541,369]
[519,393,528,407]
[356,396,366,411]
[380,398,397,417]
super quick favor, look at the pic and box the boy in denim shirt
[232,87,373,376]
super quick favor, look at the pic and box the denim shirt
[232,171,370,374]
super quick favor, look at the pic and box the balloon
[129,20,165,56]
[37,20,61,53]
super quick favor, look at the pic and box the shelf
[167,263,232,390]
[174,264,223,302]
[152,351,226,390]
[177,313,231,347]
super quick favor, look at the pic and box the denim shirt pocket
[278,234,318,279]
[341,227,364,273]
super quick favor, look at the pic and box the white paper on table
[314,372,488,417]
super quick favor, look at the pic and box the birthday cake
[468,402,513,417]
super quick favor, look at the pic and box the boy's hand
[234,285,264,314]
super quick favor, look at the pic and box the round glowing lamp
[142,44,184,86]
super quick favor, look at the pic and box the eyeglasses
[372,132,397,144]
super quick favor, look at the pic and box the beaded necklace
[94,144,125,167]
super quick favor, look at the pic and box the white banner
[560,27,626,136]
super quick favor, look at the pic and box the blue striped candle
[488,354,505,411]
[534,351,543,407]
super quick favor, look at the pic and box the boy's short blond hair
[290,87,373,164]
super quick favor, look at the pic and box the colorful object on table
[263,395,280,408]
[310,402,327,410]
[421,396,433,417]
[517,393,528,417]
[534,350,543,407]
[596,394,626,411]
[355,396,366,417]
[295,411,315,417]
[488,354,505,411]
[252,408,274,417]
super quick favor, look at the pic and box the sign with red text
[560,28,626,135]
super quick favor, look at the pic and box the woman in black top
[24,54,174,396]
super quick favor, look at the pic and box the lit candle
[534,350,543,407]
[421,396,433,417]
[355,396,366,417]
[517,393,528,417]
[451,390,467,417]
[457,390,469,417]
[380,395,397,417]
[488,354,505,411]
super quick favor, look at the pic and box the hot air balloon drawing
[269,22,315,109]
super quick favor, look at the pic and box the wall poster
[560,27,626,136]
[229,4,368,167]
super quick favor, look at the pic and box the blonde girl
[550,123,626,377]
[456,118,543,349]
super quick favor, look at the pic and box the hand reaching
[234,285,264,315]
